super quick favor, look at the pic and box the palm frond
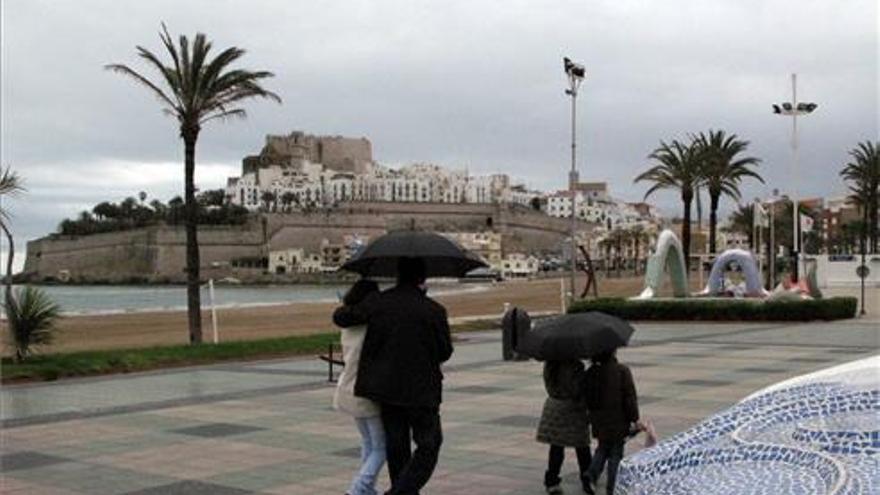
[104,63,180,112]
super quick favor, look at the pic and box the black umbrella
[516,311,635,361]
[339,230,488,278]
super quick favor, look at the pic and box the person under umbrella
[582,350,643,495]
[333,257,453,495]
[535,358,592,494]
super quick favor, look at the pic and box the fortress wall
[152,225,266,280]
[24,230,158,282]
[25,225,266,283]
[266,202,589,254]
[24,203,591,282]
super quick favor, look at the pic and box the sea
[11,282,486,316]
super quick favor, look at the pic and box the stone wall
[24,203,592,283]
[25,224,265,283]
[266,202,590,255]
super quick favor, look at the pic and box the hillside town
[224,131,670,277]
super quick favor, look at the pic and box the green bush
[568,297,858,321]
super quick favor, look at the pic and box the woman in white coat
[334,279,385,495]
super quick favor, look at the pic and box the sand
[14,275,661,354]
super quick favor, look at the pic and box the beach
[25,276,656,353]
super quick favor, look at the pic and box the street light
[773,73,818,283]
[564,56,585,302]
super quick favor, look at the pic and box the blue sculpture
[700,248,768,297]
[617,356,880,494]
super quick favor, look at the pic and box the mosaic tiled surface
[2,319,877,494]
[617,357,880,495]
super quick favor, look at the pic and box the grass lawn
[1,319,499,383]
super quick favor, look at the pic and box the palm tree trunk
[183,131,203,344]
[709,193,720,255]
[682,190,693,273]
[871,193,878,254]
[2,221,14,308]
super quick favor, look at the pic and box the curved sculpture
[617,356,880,495]
[701,249,768,297]
[635,229,688,299]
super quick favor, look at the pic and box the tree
[694,130,763,255]
[197,189,226,208]
[260,191,277,212]
[0,166,24,306]
[280,192,297,213]
[107,24,280,343]
[7,286,62,362]
[727,203,755,248]
[636,139,702,270]
[629,224,649,276]
[93,201,119,220]
[840,141,879,253]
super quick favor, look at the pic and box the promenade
[2,319,877,494]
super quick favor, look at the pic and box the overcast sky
[2,0,877,273]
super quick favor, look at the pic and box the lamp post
[773,73,817,282]
[564,56,585,302]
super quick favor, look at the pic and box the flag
[800,213,814,232]
[753,202,769,228]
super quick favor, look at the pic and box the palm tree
[726,203,755,247]
[694,130,763,255]
[281,192,297,213]
[107,24,280,344]
[0,166,24,306]
[630,225,649,276]
[840,141,879,253]
[7,285,62,362]
[636,139,702,270]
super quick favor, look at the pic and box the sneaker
[546,484,563,494]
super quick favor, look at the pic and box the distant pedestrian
[536,359,592,494]
[334,257,453,495]
[582,351,640,495]
[333,279,385,495]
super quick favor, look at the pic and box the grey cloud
[2,0,877,268]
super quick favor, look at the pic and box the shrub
[6,286,63,361]
[568,297,858,321]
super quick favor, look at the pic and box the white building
[500,253,540,278]
[227,159,540,211]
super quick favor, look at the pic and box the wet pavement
[2,320,877,494]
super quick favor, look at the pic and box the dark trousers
[587,440,625,495]
[381,404,443,495]
[544,444,592,488]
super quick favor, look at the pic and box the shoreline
[3,276,706,355]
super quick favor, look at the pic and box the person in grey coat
[535,359,591,494]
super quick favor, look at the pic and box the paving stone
[675,379,734,387]
[331,446,362,458]
[1,451,70,471]
[122,480,254,495]
[486,415,539,428]
[447,385,509,394]
[4,321,877,495]
[170,423,266,438]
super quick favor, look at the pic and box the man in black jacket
[333,258,453,495]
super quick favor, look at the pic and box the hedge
[568,297,858,321]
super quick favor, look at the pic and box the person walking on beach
[536,359,592,494]
[333,279,385,495]
[582,350,640,495]
[333,257,453,495]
